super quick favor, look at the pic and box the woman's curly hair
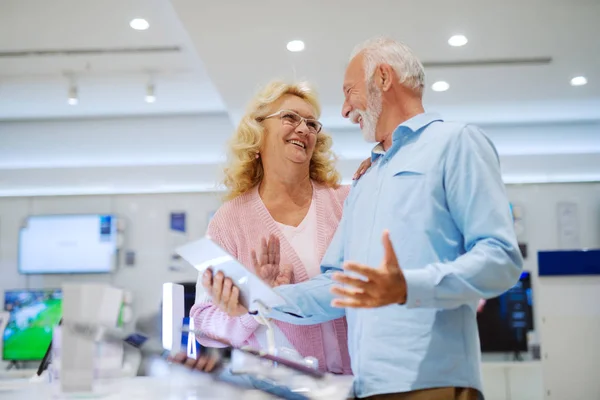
[222,80,341,200]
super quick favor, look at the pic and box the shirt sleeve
[268,201,350,324]
[403,124,523,309]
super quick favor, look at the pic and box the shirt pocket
[390,166,428,213]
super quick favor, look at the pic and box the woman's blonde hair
[222,80,341,200]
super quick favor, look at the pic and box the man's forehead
[343,55,363,88]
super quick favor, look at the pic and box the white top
[275,200,343,373]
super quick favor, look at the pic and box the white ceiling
[0,0,599,126]
[0,0,225,119]
[171,0,600,127]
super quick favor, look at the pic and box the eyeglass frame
[258,109,323,134]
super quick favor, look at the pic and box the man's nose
[342,99,352,118]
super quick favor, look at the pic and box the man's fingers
[331,298,370,308]
[330,285,367,299]
[382,230,400,268]
[343,261,381,282]
[332,272,370,290]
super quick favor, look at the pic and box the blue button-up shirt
[269,113,523,398]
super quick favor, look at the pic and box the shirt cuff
[403,268,436,308]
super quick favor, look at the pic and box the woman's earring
[255,152,260,159]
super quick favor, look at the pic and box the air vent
[0,46,181,58]
[423,57,552,68]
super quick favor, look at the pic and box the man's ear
[378,64,394,92]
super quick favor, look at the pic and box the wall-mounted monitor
[18,214,118,274]
[2,289,62,361]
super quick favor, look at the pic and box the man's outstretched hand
[330,230,407,308]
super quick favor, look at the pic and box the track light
[145,82,156,103]
[67,84,78,105]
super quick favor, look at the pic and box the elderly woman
[181,80,369,375]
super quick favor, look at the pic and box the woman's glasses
[260,110,322,134]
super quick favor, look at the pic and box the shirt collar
[370,112,443,161]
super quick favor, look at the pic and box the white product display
[538,275,600,399]
[161,283,184,354]
[175,237,286,312]
[59,283,124,394]
[18,214,118,274]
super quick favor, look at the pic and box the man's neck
[259,167,312,206]
[379,101,425,151]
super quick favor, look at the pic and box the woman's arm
[190,217,260,347]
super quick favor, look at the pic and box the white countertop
[0,374,271,400]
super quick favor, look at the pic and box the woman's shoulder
[313,181,351,206]
[208,190,258,228]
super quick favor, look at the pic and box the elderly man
[265,37,523,400]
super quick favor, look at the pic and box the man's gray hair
[350,37,425,94]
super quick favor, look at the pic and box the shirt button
[415,300,421,306]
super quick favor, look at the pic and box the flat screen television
[2,289,62,361]
[18,214,118,274]
[477,271,534,353]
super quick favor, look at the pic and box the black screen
[477,272,534,352]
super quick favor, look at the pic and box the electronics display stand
[6,361,25,370]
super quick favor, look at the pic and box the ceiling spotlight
[570,76,588,86]
[145,83,156,103]
[286,40,305,52]
[67,85,78,105]
[130,18,149,31]
[448,35,468,47]
[432,81,450,92]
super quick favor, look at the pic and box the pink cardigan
[190,182,352,374]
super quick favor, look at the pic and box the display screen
[2,289,62,361]
[477,272,534,352]
[18,214,117,274]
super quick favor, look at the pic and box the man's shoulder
[427,120,470,139]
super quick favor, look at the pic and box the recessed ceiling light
[448,35,468,47]
[130,18,149,31]
[432,81,450,92]
[286,40,305,52]
[570,76,588,86]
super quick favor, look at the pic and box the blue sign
[538,249,600,276]
[170,212,186,233]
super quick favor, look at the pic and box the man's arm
[403,125,523,309]
[268,204,350,324]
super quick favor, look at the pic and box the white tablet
[175,237,287,312]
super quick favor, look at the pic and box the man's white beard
[358,81,382,143]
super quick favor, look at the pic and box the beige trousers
[358,387,480,400]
